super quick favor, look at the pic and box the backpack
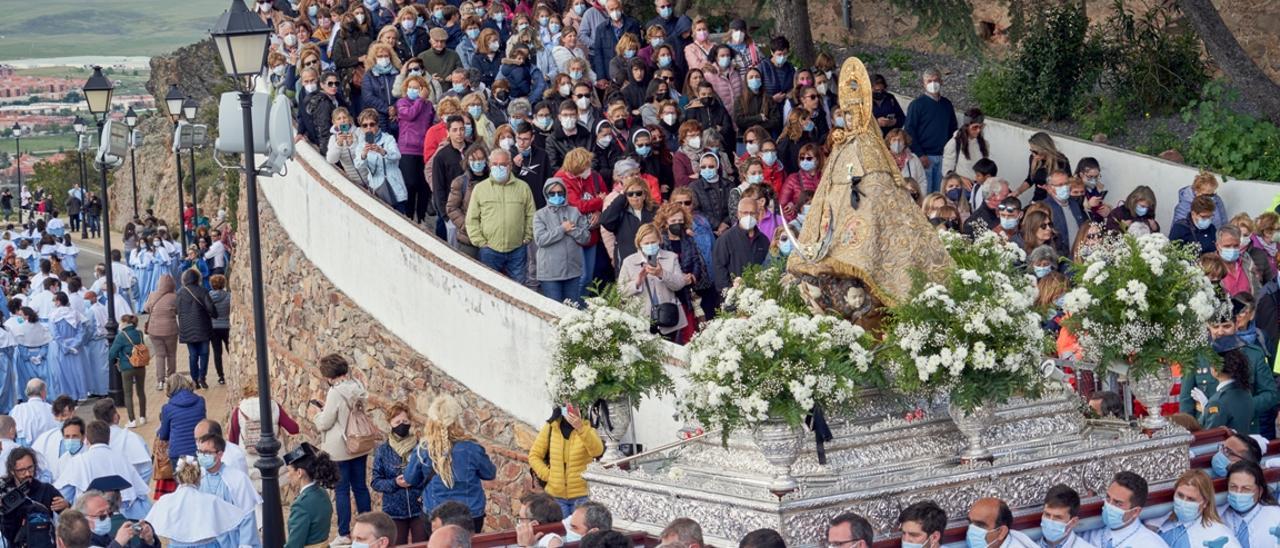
[238,400,280,456]
[341,389,383,455]
[124,330,150,368]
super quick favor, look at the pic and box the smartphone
[364,132,377,144]
[647,254,658,267]
[565,403,577,417]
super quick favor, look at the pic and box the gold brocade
[785,57,952,307]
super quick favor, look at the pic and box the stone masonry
[223,189,539,530]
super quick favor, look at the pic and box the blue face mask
[658,56,671,68]
[658,6,672,17]
[779,239,793,255]
[1054,185,1070,201]
[570,70,584,80]
[761,151,777,166]
[198,453,218,470]
[468,105,483,119]
[308,5,318,16]
[641,243,660,256]
[803,121,815,132]
[1172,497,1201,523]
[748,173,763,185]
[1034,265,1053,278]
[469,160,487,173]
[475,7,486,17]
[547,194,566,206]
[1039,518,1069,543]
[491,165,510,181]
[1054,295,1066,308]
[574,4,586,15]
[1101,502,1128,530]
[1227,491,1257,514]
[946,188,963,202]
[965,524,990,548]
[1135,205,1149,217]
[1195,217,1212,230]
[635,145,651,157]
[1000,217,1018,231]
[61,438,82,456]
[1220,247,1240,262]
[407,88,421,100]
[465,124,474,138]
[467,29,481,40]
[699,167,718,181]
[1211,450,1230,478]
[799,159,816,172]
[550,23,562,33]
[747,78,762,92]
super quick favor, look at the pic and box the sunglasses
[574,93,591,98]
[674,200,692,206]
[626,191,646,198]
[304,60,319,67]
[800,156,815,161]
[547,191,566,197]
[996,205,1019,213]
[324,81,339,87]
[1039,223,1053,230]
[360,123,379,128]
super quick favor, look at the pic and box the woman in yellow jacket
[528,404,605,517]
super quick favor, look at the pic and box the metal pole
[188,146,198,242]
[79,150,88,239]
[242,90,283,548]
[11,136,18,224]
[95,116,123,407]
[129,145,139,219]
[173,122,187,249]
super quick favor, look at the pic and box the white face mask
[355,13,366,24]
[662,113,677,126]
[687,136,701,149]
[890,141,904,154]
[575,96,591,110]
[499,137,514,150]
[559,84,572,96]
[925,81,941,94]
[284,34,298,46]
[816,83,827,95]
[730,30,744,43]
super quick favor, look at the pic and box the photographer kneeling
[1,447,66,547]
[73,488,157,548]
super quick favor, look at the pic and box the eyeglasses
[674,200,692,206]
[304,60,319,67]
[626,191,646,198]
[323,81,339,87]
[12,465,34,475]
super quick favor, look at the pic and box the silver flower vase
[947,402,996,463]
[599,397,633,462]
[1124,365,1174,430]
[750,417,804,497]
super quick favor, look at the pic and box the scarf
[389,432,418,461]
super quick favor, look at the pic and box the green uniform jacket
[465,176,535,253]
[1178,342,1278,434]
[1199,381,1253,433]
[285,484,333,548]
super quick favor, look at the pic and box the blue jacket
[759,61,795,98]
[370,443,425,519]
[471,53,502,89]
[1042,197,1087,255]
[361,70,400,134]
[157,388,207,459]
[403,440,496,518]
[497,59,545,102]
[590,17,642,84]
[1170,219,1217,255]
[903,94,958,157]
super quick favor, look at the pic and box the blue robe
[0,347,18,414]
[198,472,260,546]
[15,344,49,397]
[84,317,109,397]
[49,319,88,401]
[60,249,78,274]
[133,256,156,310]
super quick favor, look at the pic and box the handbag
[644,266,680,329]
[153,439,174,480]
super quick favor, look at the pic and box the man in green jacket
[466,148,535,283]
[418,28,462,82]
[1180,301,1278,434]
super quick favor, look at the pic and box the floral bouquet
[545,286,672,408]
[679,281,877,441]
[1059,232,1217,378]
[878,230,1047,411]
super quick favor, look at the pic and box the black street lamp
[124,107,140,220]
[211,1,283,545]
[182,97,200,243]
[9,123,20,225]
[164,84,187,249]
[81,65,124,407]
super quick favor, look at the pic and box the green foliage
[1096,0,1207,116]
[1181,83,1280,181]
[1002,1,1105,121]
[730,263,808,314]
[885,0,982,55]
[885,47,914,72]
[1073,95,1129,140]
[1134,124,1181,157]
[29,151,96,204]
[969,64,1019,120]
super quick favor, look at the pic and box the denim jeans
[335,454,372,535]
[578,243,598,296]
[541,278,583,308]
[186,341,209,381]
[924,154,944,194]
[556,496,590,518]
[479,245,528,284]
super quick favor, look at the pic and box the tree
[1176,0,1280,125]
[771,0,815,66]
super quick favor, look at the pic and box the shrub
[1181,83,1280,182]
[1073,94,1128,140]
[1006,1,1105,121]
[970,64,1020,120]
[1097,0,1207,115]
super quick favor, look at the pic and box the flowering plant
[546,286,672,408]
[879,230,1046,411]
[680,281,877,440]
[1060,233,1217,378]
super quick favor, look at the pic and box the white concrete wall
[260,144,685,448]
[893,94,1280,229]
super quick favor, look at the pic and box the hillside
[0,0,228,60]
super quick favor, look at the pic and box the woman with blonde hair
[608,33,641,86]
[1147,469,1241,547]
[362,42,402,133]
[776,107,816,173]
[886,128,926,185]
[1174,171,1229,229]
[144,455,244,547]
[920,192,948,220]
[618,223,689,341]
[1014,131,1070,201]
[1248,211,1279,278]
[462,92,496,147]
[403,394,496,532]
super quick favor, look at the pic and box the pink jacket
[780,170,821,220]
[704,66,743,120]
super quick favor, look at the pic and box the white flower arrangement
[879,230,1046,411]
[546,287,672,407]
[679,279,876,438]
[1062,232,1217,378]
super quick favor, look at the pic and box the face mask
[799,79,812,87]
[748,173,763,185]
[258,1,272,13]
[730,30,744,43]
[377,57,392,68]
[761,151,777,166]
[687,136,701,149]
[1211,450,1230,478]
[900,543,925,548]
[564,529,583,543]
[609,9,622,20]
[1172,497,1201,523]
[1054,185,1070,201]
[499,137,514,150]
[1134,205,1149,217]
[1101,502,1127,530]
[402,20,416,31]
[637,243,659,257]
[575,96,591,110]
[474,7,486,17]
[468,105,483,118]
[491,165,509,181]
[92,516,112,536]
[1000,217,1018,231]
[624,49,637,59]
[434,9,444,19]
[890,141,905,154]
[518,23,529,32]
[802,121,815,132]
[558,84,573,96]
[779,239,793,255]
[1034,265,1052,278]
[560,116,577,130]
[453,83,468,94]
[352,543,371,548]
[535,116,552,129]
[467,28,481,40]
[355,13,366,24]
[946,188,963,202]
[926,81,941,94]
[469,160,487,173]
[834,116,846,128]
[272,64,287,76]
[198,453,218,470]
[538,16,549,26]
[308,5,318,16]
[649,37,664,48]
[489,40,501,50]
[799,159,816,172]
[964,524,989,548]
[574,4,587,15]
[597,135,613,148]
[305,83,318,93]
[699,167,717,181]
[744,78,763,93]
[816,83,828,95]
[391,423,412,437]
[739,215,757,231]
[635,145,651,157]
[1039,518,1069,543]
[662,113,678,126]
[657,55,672,68]
[550,23,562,33]
[658,6,672,18]
[717,56,732,68]
[1220,247,1240,262]
[695,30,708,42]
[668,223,684,236]
[407,87,421,100]
[773,54,786,66]
[1227,491,1256,514]
[548,194,567,206]
[61,438,82,455]
[1195,217,1212,230]
[1054,295,1066,309]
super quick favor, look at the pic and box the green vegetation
[1181,83,1280,181]
[0,0,227,60]
[1,134,77,156]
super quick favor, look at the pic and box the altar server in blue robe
[146,455,243,548]
[47,293,88,402]
[83,291,110,398]
[6,305,51,396]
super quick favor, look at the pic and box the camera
[0,480,27,514]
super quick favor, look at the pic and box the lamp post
[81,65,124,407]
[164,84,188,249]
[182,97,200,243]
[211,2,283,545]
[124,107,139,220]
[9,123,20,225]
[73,117,88,232]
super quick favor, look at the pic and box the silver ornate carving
[1124,366,1173,430]
[947,402,996,462]
[751,417,804,496]
[602,397,634,461]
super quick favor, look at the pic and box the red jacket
[780,170,821,220]
[559,168,611,247]
[738,152,786,196]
